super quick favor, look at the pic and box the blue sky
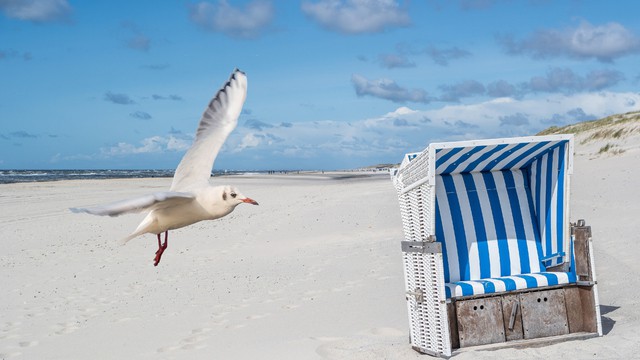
[1,0,639,170]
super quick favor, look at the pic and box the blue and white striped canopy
[432,135,573,176]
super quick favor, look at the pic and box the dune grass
[537,110,640,140]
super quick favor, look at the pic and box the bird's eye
[230,192,237,198]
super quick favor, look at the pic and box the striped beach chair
[393,135,602,357]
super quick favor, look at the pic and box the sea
[0,169,254,184]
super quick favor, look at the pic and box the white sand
[1,137,639,359]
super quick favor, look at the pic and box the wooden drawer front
[520,289,569,339]
[456,298,505,347]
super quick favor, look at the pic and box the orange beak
[242,197,259,205]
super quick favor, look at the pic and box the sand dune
[1,126,640,358]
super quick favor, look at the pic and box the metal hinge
[406,288,424,303]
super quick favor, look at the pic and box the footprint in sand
[179,334,208,350]
[114,317,137,323]
[314,328,406,358]
[246,313,270,320]
[157,328,212,353]
[0,351,23,358]
[282,303,301,310]
[227,323,246,329]
[19,340,38,348]
[52,321,81,335]
[157,345,181,353]
[180,342,207,350]
[375,275,394,281]
[191,327,212,334]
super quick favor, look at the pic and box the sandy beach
[2,133,640,359]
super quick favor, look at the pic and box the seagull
[71,69,258,266]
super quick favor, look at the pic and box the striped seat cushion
[445,271,576,298]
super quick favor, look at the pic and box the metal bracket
[508,302,519,331]
[401,240,441,254]
[406,288,424,303]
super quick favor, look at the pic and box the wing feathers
[171,69,247,191]
[70,192,195,217]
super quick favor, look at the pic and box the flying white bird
[71,69,258,266]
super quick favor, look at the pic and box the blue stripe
[476,279,495,294]
[480,142,528,172]
[460,282,475,296]
[445,271,576,298]
[482,172,511,276]
[435,201,450,283]
[503,141,550,170]
[555,143,566,266]
[524,172,545,271]
[534,158,543,248]
[462,173,491,279]
[569,236,576,275]
[442,146,486,174]
[461,144,509,173]
[499,277,517,291]
[502,171,531,273]
[513,274,539,288]
[442,174,471,281]
[544,151,554,258]
[436,147,465,171]
[520,141,566,170]
[538,272,560,286]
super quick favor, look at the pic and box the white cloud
[0,0,72,23]
[236,133,262,151]
[104,92,136,105]
[500,21,640,62]
[101,134,192,157]
[120,21,151,52]
[351,74,430,103]
[378,53,415,69]
[67,92,640,169]
[438,80,485,102]
[301,0,410,34]
[189,0,274,38]
[525,67,625,93]
[221,91,640,168]
[426,45,472,66]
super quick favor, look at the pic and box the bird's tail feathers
[119,213,155,245]
[119,231,144,246]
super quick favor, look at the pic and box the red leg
[153,231,168,266]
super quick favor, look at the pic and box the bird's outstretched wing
[70,192,195,217]
[170,69,247,191]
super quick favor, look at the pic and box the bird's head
[221,185,259,207]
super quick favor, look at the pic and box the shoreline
[0,169,392,185]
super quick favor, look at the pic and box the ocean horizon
[0,169,287,184]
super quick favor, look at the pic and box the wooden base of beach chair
[444,283,600,353]
[452,331,599,356]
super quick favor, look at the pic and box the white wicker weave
[395,147,451,356]
[402,249,451,356]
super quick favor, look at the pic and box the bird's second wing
[70,192,195,217]
[170,69,248,191]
